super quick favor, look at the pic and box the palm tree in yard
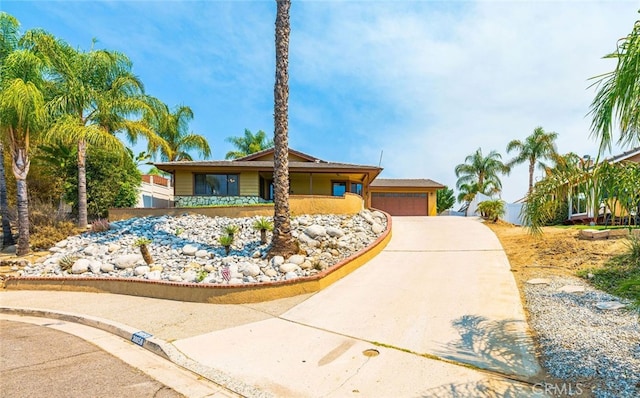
[506,126,558,195]
[269,0,298,258]
[146,103,210,162]
[0,12,19,247]
[225,129,273,159]
[25,31,166,228]
[455,148,510,202]
[589,17,640,152]
[0,44,47,255]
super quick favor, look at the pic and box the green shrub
[477,199,505,222]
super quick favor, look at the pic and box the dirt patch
[486,221,628,308]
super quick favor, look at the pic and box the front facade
[155,148,444,216]
[155,148,382,208]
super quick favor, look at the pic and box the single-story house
[154,148,444,216]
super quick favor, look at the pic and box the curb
[0,306,271,398]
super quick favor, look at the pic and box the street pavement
[1,216,545,397]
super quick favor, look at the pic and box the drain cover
[362,349,380,357]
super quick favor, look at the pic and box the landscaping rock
[595,301,626,310]
[100,263,115,273]
[243,264,261,277]
[526,278,552,285]
[71,259,91,274]
[304,225,326,239]
[279,263,299,273]
[134,265,150,276]
[288,254,305,265]
[195,249,210,258]
[558,285,586,293]
[113,254,142,269]
[326,227,345,238]
[182,244,198,256]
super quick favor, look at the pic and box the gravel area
[525,276,640,397]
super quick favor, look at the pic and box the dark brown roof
[155,160,382,173]
[370,178,445,188]
[234,147,323,162]
[608,147,640,163]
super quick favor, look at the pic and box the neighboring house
[568,146,640,223]
[369,179,443,216]
[154,148,444,216]
[137,174,173,208]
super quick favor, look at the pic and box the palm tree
[225,129,273,159]
[0,143,13,247]
[147,103,211,162]
[269,0,297,258]
[506,126,558,195]
[455,148,510,202]
[589,17,640,152]
[26,32,161,228]
[0,13,19,247]
[0,47,47,255]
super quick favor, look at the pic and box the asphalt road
[0,320,183,398]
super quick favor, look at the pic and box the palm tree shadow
[432,315,541,379]
[419,377,537,398]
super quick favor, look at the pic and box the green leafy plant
[477,200,506,223]
[224,225,240,237]
[175,227,184,236]
[196,269,208,283]
[436,186,455,214]
[133,237,153,265]
[253,217,274,245]
[218,234,234,255]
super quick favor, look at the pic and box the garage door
[371,192,428,216]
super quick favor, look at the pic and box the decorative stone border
[4,212,392,304]
[175,195,270,207]
[579,228,640,240]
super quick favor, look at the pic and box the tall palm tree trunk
[528,159,535,195]
[269,0,297,258]
[11,147,30,256]
[77,139,88,228]
[0,143,15,247]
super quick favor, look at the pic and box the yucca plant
[224,225,240,238]
[133,237,154,265]
[58,255,78,271]
[253,217,274,245]
[219,234,234,255]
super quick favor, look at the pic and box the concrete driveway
[173,216,542,397]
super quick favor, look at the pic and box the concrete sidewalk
[1,216,543,397]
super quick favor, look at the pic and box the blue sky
[3,0,638,202]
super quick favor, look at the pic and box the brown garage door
[371,192,428,216]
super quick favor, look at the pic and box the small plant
[477,199,506,223]
[253,217,274,245]
[133,237,154,265]
[91,218,110,233]
[58,255,78,271]
[196,269,208,282]
[175,227,184,236]
[218,234,234,255]
[224,225,240,238]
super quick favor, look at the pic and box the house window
[194,174,239,196]
[332,181,347,196]
[571,186,587,215]
[351,183,363,196]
